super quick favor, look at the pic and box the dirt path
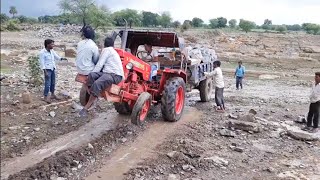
[86,107,202,180]
[1,110,122,179]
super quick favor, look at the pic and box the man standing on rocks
[234,61,245,90]
[76,25,99,75]
[79,37,124,117]
[39,39,67,103]
[302,72,320,133]
[204,60,225,112]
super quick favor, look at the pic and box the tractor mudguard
[158,69,187,93]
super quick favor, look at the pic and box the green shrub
[276,25,287,33]
[27,56,43,86]
[6,19,20,31]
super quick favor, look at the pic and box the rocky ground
[1,28,320,180]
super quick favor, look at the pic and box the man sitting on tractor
[143,43,160,80]
[76,25,99,75]
[79,37,125,117]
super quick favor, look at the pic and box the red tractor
[76,25,215,125]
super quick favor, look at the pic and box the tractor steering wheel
[136,51,146,59]
[137,51,151,62]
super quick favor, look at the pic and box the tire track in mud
[3,106,202,180]
[86,107,202,180]
[1,111,123,179]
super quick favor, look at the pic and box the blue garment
[44,69,56,96]
[235,66,245,77]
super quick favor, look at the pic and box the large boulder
[228,120,261,133]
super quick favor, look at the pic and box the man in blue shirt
[39,39,67,103]
[234,61,245,90]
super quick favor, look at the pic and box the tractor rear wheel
[199,77,213,102]
[161,77,186,122]
[131,92,152,126]
[114,102,132,115]
[79,84,90,106]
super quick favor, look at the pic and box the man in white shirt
[204,61,225,112]
[79,37,124,117]
[39,39,67,103]
[144,43,159,80]
[303,72,320,133]
[76,25,99,75]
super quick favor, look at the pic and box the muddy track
[2,105,201,180]
[5,119,140,180]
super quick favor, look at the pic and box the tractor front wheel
[114,102,132,115]
[79,84,90,106]
[161,77,186,122]
[131,92,152,126]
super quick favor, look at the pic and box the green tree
[87,5,112,29]
[276,25,287,33]
[112,9,142,27]
[303,23,320,35]
[228,19,237,28]
[286,24,301,31]
[9,6,17,18]
[158,12,172,28]
[191,17,203,27]
[172,20,181,28]
[209,18,219,29]
[38,15,55,23]
[264,19,272,25]
[217,17,227,28]
[58,0,95,26]
[17,15,28,23]
[302,23,312,29]
[58,0,112,28]
[181,20,191,31]
[262,19,272,30]
[0,13,9,23]
[239,19,256,33]
[142,11,159,27]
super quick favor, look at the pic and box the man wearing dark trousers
[302,72,320,133]
[234,61,245,90]
[204,61,225,112]
[79,37,124,117]
[39,39,67,104]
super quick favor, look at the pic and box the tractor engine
[114,48,152,100]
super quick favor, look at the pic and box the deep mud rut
[1,111,122,179]
[86,108,202,180]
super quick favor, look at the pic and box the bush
[239,19,256,33]
[276,25,287,33]
[28,56,43,86]
[303,23,320,35]
[6,19,20,31]
[180,21,191,32]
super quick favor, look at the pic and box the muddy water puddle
[1,111,123,180]
[86,107,202,180]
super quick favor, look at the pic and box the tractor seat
[75,74,88,84]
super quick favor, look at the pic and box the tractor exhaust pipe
[121,18,128,50]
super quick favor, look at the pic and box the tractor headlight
[126,62,133,70]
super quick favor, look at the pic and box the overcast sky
[1,0,320,25]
